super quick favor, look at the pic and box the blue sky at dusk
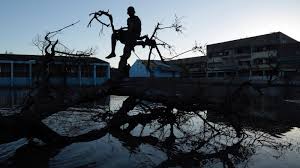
[1,0,300,67]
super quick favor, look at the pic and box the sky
[1,0,300,68]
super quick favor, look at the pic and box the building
[206,32,299,80]
[129,60,180,77]
[168,56,207,77]
[277,43,300,79]
[0,54,110,87]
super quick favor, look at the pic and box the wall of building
[168,56,207,78]
[0,60,110,88]
[129,60,180,78]
[129,61,151,77]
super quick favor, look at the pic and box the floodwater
[1,89,300,168]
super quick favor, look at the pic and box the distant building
[206,32,299,80]
[168,56,207,77]
[0,54,110,87]
[129,60,180,77]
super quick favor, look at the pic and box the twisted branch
[88,10,115,33]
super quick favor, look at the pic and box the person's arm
[127,18,134,33]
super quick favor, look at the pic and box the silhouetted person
[106,6,141,74]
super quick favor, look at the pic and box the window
[264,58,277,64]
[253,45,277,52]
[208,62,222,68]
[216,51,230,56]
[66,65,78,77]
[265,70,278,76]
[81,65,93,77]
[32,64,41,78]
[0,63,11,77]
[253,59,263,65]
[236,47,251,54]
[238,61,251,66]
[252,71,263,76]
[208,73,216,77]
[223,50,230,56]
[217,72,224,77]
[226,72,236,77]
[253,46,265,52]
[239,70,250,77]
[14,64,29,77]
[208,63,215,68]
[96,66,107,77]
[211,52,221,57]
[49,64,64,77]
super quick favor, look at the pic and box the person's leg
[118,45,132,72]
[106,33,117,59]
[118,32,134,70]
[136,35,149,48]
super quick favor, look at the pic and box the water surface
[0,90,300,168]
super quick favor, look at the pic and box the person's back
[127,15,141,39]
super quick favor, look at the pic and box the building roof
[207,32,298,53]
[138,60,181,72]
[0,54,109,64]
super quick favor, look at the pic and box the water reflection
[0,89,300,168]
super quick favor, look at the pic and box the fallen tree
[0,10,287,168]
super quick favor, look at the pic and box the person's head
[127,6,135,17]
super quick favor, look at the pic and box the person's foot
[105,53,116,59]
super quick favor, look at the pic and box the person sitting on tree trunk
[106,6,141,59]
[106,6,141,72]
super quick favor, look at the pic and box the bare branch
[48,20,80,38]
[157,15,185,33]
[165,42,206,60]
[87,10,115,33]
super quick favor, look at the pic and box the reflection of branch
[3,92,294,168]
[193,111,221,134]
